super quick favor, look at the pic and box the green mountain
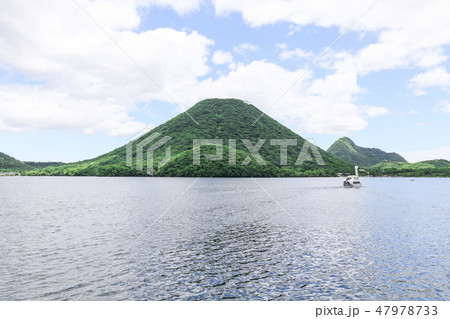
[0,151,26,170]
[0,151,64,172]
[327,137,407,167]
[369,159,450,177]
[26,98,354,177]
[371,159,450,170]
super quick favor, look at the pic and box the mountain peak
[334,137,357,150]
[327,137,407,167]
[188,98,258,118]
[338,137,355,145]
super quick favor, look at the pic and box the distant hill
[327,137,407,167]
[0,151,26,170]
[0,151,64,172]
[371,159,450,170]
[26,98,354,177]
[369,159,450,177]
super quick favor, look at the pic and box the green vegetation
[327,138,450,177]
[8,99,450,178]
[0,151,27,170]
[328,137,407,167]
[0,151,63,173]
[24,98,354,177]
[368,159,450,177]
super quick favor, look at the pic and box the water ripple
[0,177,448,300]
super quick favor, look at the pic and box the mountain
[26,98,354,177]
[0,151,64,172]
[0,151,26,170]
[371,159,450,170]
[369,159,450,177]
[327,137,407,167]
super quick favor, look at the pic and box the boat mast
[355,166,359,177]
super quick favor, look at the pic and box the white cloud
[409,67,450,94]
[443,104,450,113]
[287,25,302,36]
[409,110,420,115]
[0,0,392,138]
[171,60,387,135]
[140,0,203,15]
[0,84,149,136]
[213,0,373,28]
[214,0,450,74]
[233,43,259,55]
[276,43,288,50]
[279,48,314,61]
[0,0,213,136]
[437,101,450,113]
[401,146,450,162]
[414,47,447,68]
[362,106,389,118]
[212,50,233,65]
[299,61,388,134]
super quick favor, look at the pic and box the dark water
[0,177,449,301]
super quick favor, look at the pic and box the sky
[1,0,450,163]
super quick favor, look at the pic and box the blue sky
[1,0,450,162]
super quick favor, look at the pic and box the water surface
[0,177,448,300]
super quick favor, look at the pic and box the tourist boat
[343,166,362,188]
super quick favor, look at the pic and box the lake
[0,177,449,300]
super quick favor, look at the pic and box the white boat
[343,166,362,188]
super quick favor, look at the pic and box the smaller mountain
[327,137,407,167]
[0,151,64,172]
[0,151,26,170]
[371,159,450,170]
[369,159,450,177]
